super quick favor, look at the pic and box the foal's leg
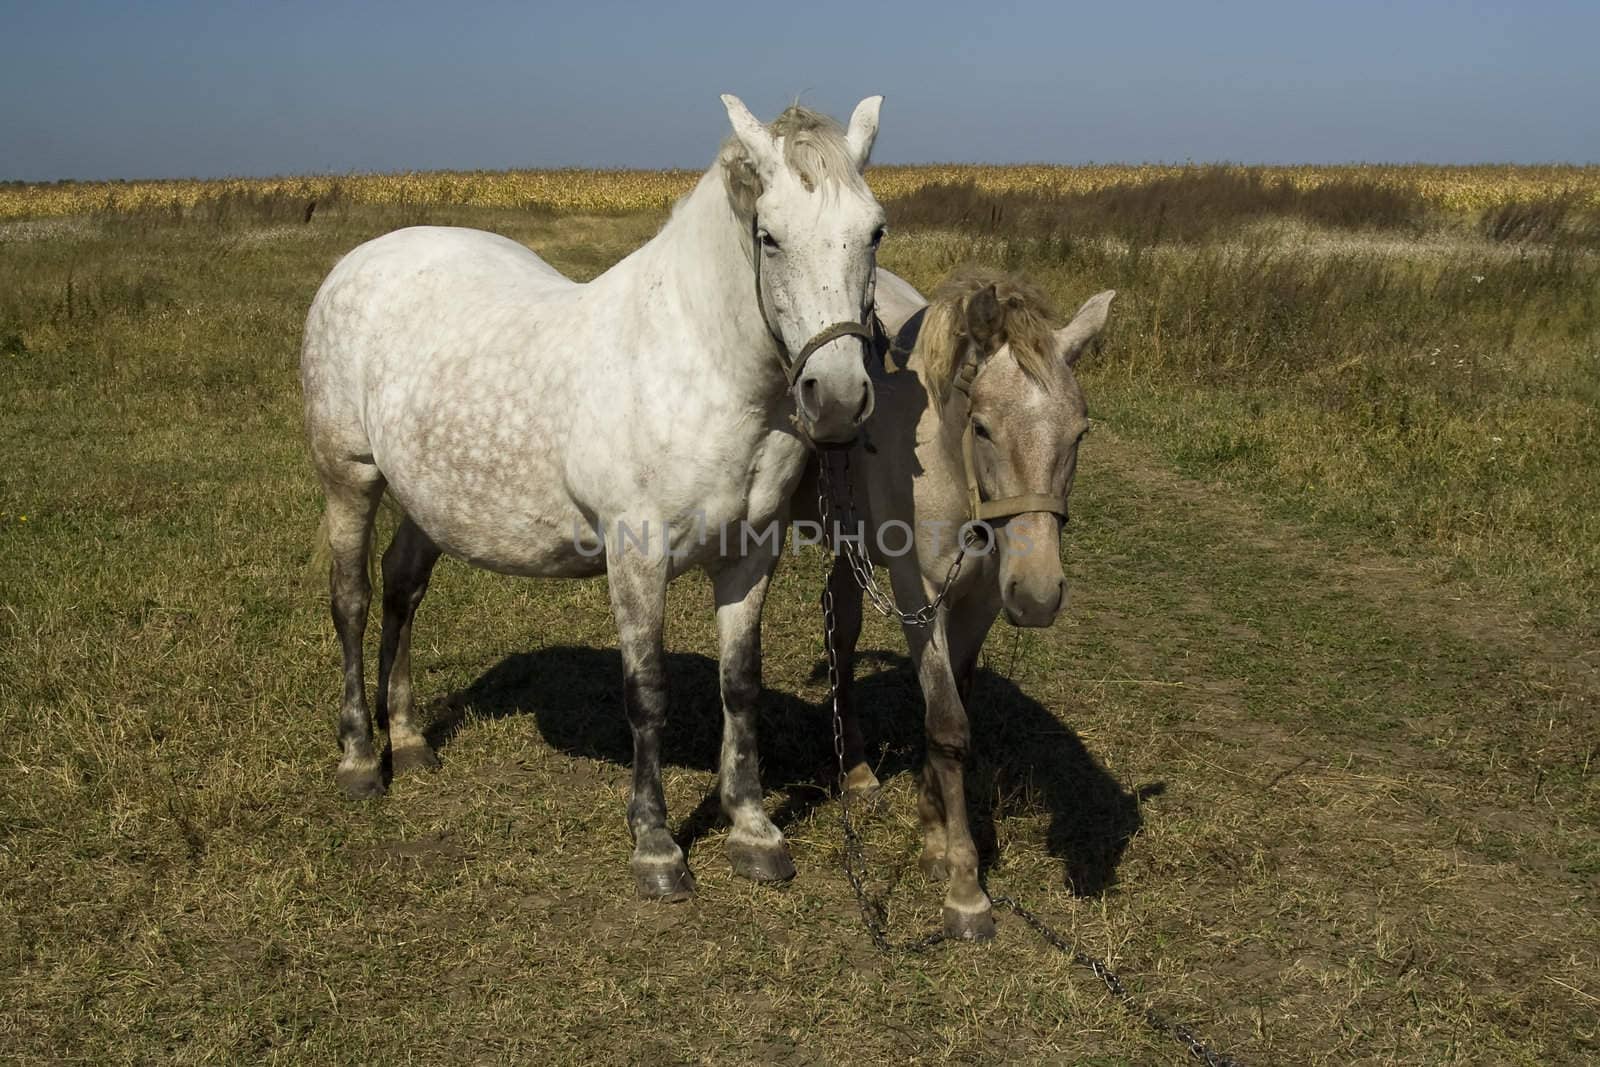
[607,542,694,900]
[906,617,995,940]
[824,556,879,798]
[713,550,795,883]
[321,471,387,799]
[378,517,442,776]
[946,599,1000,710]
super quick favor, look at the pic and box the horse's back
[300,226,575,447]
[875,268,927,333]
[308,225,571,334]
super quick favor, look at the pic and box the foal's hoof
[336,762,386,800]
[943,902,997,942]
[633,860,697,902]
[391,740,441,776]
[727,841,797,884]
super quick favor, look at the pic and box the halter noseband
[948,356,1070,527]
[751,215,876,390]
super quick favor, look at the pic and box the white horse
[301,95,887,900]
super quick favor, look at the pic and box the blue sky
[2,1,1596,180]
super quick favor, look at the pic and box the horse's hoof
[843,764,882,799]
[391,740,441,776]
[919,853,950,881]
[633,860,697,902]
[336,763,386,800]
[727,841,796,884]
[943,902,996,942]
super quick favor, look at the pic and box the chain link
[815,453,1245,1067]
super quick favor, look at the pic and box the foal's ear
[845,96,884,171]
[1056,290,1115,367]
[721,94,781,182]
[965,284,1005,357]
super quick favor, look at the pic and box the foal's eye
[972,420,993,442]
[759,231,780,252]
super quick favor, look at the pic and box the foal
[818,267,1113,938]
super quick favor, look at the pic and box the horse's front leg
[607,541,694,900]
[825,553,879,799]
[905,617,995,940]
[712,546,796,883]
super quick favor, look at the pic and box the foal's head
[920,269,1115,627]
[720,96,886,444]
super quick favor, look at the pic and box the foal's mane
[719,106,864,221]
[916,266,1062,402]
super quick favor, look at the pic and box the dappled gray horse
[808,267,1113,937]
[301,95,888,899]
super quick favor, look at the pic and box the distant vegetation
[4,162,1600,221]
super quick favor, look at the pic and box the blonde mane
[915,266,1062,401]
[719,106,864,221]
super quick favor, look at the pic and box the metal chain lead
[817,449,964,629]
[815,452,1245,1067]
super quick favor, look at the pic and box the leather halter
[948,354,1070,526]
[751,215,875,389]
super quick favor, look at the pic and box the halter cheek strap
[949,356,1070,526]
[752,215,876,389]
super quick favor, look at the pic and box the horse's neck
[609,171,781,393]
[881,322,971,524]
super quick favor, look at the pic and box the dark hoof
[391,741,441,776]
[336,763,386,800]
[943,903,997,941]
[727,841,797,884]
[633,861,697,902]
[919,853,950,881]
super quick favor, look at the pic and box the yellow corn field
[3,163,1598,221]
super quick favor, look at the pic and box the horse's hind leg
[824,556,879,799]
[321,470,387,799]
[378,516,442,776]
[607,542,695,900]
[713,549,795,883]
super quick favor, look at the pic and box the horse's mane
[720,106,864,221]
[916,266,1062,402]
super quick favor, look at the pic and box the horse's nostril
[798,376,821,417]
[853,382,871,424]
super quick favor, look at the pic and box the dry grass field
[2,167,1597,1063]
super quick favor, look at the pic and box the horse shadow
[430,644,1153,897]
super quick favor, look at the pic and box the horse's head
[720,95,885,445]
[933,273,1114,627]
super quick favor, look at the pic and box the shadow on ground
[431,645,1150,896]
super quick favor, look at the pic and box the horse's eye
[870,225,886,248]
[972,420,992,442]
[760,231,780,252]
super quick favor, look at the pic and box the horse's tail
[308,491,403,586]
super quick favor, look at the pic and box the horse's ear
[721,94,781,182]
[1056,290,1115,367]
[965,284,1005,357]
[845,96,884,171]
